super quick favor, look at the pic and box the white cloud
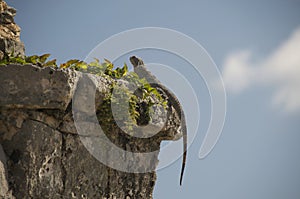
[222,27,300,113]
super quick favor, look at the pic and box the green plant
[0,53,57,67]
[0,53,167,127]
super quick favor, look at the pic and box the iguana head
[130,56,144,68]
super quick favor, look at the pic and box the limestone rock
[0,0,183,198]
[0,144,8,196]
[0,144,15,199]
[0,64,79,111]
[0,63,182,198]
[0,0,24,58]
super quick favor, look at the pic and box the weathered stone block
[0,64,79,111]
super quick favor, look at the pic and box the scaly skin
[130,56,187,185]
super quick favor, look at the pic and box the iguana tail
[180,116,187,186]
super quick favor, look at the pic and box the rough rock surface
[0,0,24,59]
[0,142,14,199]
[0,64,182,199]
[0,64,79,110]
[0,1,182,198]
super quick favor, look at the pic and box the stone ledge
[0,64,79,111]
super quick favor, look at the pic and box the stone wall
[0,64,181,199]
[0,1,182,198]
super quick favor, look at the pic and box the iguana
[130,56,187,186]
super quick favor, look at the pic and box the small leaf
[44,59,57,67]
[89,58,101,67]
[39,54,51,64]
[76,61,88,70]
[60,63,67,68]
[93,58,100,63]
[10,57,26,64]
[104,58,112,64]
[59,59,80,68]
[25,55,39,64]
[120,64,128,77]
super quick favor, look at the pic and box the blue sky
[7,0,300,198]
